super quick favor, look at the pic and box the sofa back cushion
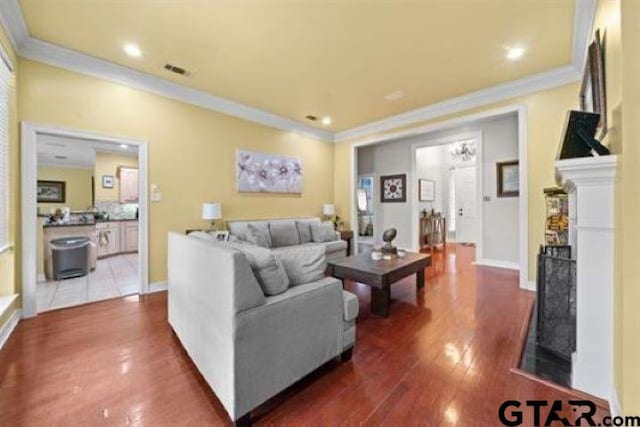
[295,219,319,244]
[246,223,271,248]
[273,245,326,286]
[227,220,272,247]
[311,222,338,243]
[269,220,300,248]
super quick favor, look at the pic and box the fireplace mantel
[555,155,618,401]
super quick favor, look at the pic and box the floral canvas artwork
[236,150,303,194]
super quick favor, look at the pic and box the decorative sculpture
[382,228,398,255]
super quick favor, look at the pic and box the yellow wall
[619,0,640,414]
[18,59,335,283]
[37,166,93,212]
[0,23,19,305]
[94,152,137,202]
[335,82,580,281]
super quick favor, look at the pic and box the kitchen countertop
[43,218,138,228]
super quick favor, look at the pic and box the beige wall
[94,152,137,202]
[18,59,335,283]
[335,82,580,282]
[37,166,93,212]
[619,0,640,415]
[0,24,18,302]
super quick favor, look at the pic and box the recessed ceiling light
[120,144,129,149]
[384,90,405,101]
[506,47,525,60]
[321,117,332,126]
[123,43,142,58]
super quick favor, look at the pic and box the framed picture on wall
[380,174,407,203]
[418,179,435,202]
[579,28,607,139]
[37,180,66,203]
[102,175,115,188]
[497,160,519,198]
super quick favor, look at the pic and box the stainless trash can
[50,236,91,280]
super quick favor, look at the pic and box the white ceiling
[37,133,138,169]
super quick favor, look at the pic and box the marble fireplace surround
[555,155,618,402]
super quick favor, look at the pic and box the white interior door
[454,165,478,244]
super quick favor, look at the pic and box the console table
[419,216,446,252]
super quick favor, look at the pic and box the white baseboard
[147,281,167,294]
[0,308,21,351]
[521,280,536,292]
[610,386,622,417]
[474,258,520,271]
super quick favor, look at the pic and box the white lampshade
[202,203,222,220]
[323,203,335,216]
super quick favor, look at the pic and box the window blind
[0,50,11,250]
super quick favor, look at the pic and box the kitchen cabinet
[122,221,139,252]
[97,220,138,259]
[96,222,120,258]
[119,167,139,203]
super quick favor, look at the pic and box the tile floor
[36,253,139,312]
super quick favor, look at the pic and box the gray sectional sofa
[167,228,357,425]
[227,217,348,261]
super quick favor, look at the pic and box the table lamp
[202,202,222,230]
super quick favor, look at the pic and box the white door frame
[350,104,529,289]
[20,122,150,318]
[410,131,483,259]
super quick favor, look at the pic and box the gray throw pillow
[274,245,326,286]
[189,232,288,296]
[246,223,271,248]
[311,222,337,243]
[296,221,313,244]
[226,242,289,296]
[269,220,300,248]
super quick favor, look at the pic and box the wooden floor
[0,245,610,426]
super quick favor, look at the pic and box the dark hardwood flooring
[0,245,610,426]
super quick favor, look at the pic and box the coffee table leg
[417,269,425,290]
[371,287,390,317]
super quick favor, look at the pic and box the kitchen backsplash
[95,201,139,219]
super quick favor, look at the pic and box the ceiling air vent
[164,63,189,76]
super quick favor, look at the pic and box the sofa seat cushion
[311,222,338,243]
[272,245,326,285]
[342,290,359,322]
[269,220,300,248]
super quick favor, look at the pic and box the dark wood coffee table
[326,251,431,317]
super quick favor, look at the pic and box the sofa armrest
[232,277,344,418]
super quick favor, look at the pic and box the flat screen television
[557,110,609,159]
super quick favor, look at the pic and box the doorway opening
[21,123,149,317]
[350,108,526,287]
[415,137,480,254]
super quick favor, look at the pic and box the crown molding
[19,38,334,142]
[0,0,28,50]
[0,0,596,144]
[334,65,580,142]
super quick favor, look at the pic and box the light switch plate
[151,192,162,202]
